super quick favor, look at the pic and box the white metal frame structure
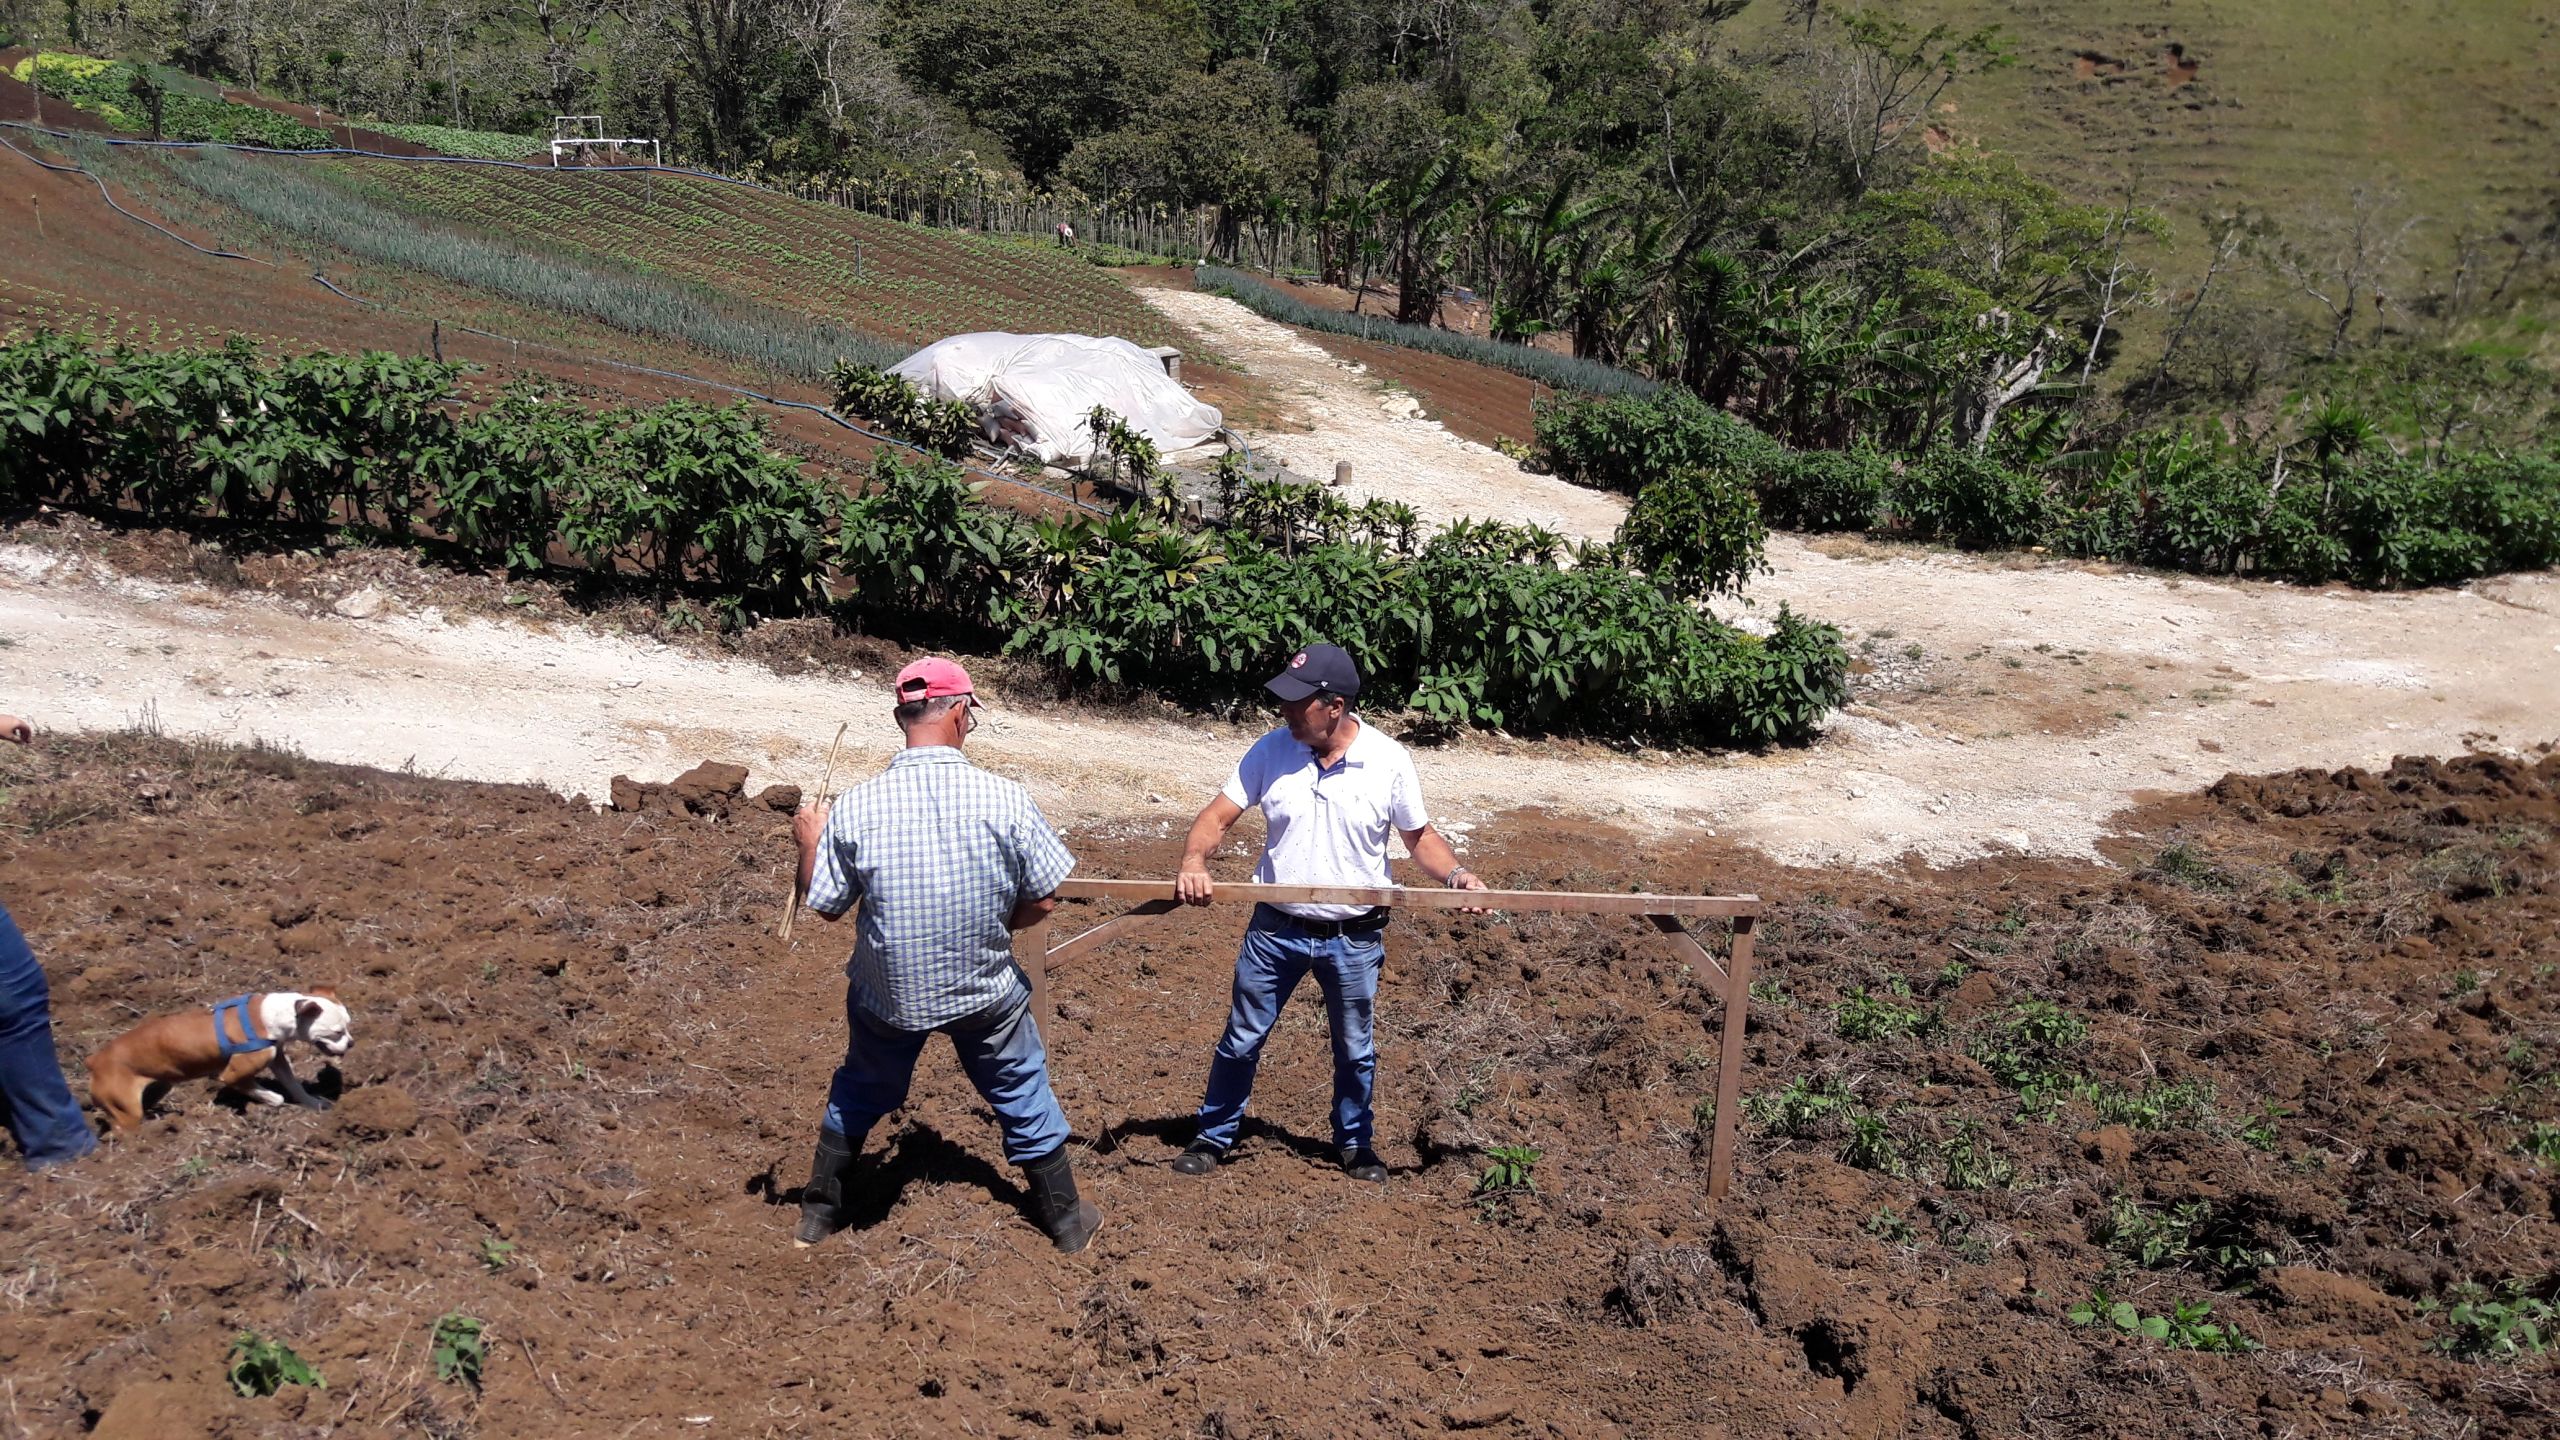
[549,115,660,168]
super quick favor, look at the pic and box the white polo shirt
[1221,718,1430,921]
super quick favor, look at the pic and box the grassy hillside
[1729,1,2559,280]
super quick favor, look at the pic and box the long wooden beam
[1052,877,1758,918]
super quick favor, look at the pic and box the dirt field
[0,734,2554,1438]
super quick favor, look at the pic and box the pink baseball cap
[894,657,982,707]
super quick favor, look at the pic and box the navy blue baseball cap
[1267,642,1361,701]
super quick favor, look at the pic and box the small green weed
[2423,1281,2558,1362]
[2148,841,2230,891]
[1968,1001,2088,1089]
[1745,1075,1852,1137]
[1864,1208,1918,1245]
[431,1313,487,1389]
[2093,1196,2209,1269]
[477,1236,517,1271]
[1836,983,1932,1043]
[1473,1144,1543,1220]
[2068,1289,2258,1352]
[227,1332,323,1397]
[1840,1111,1907,1176]
[2239,1102,2291,1152]
[1935,1121,2016,1190]
[2089,1077,2216,1132]
[2517,1123,2560,1169]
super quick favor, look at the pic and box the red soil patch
[1316,330,1542,449]
[2,736,2554,1437]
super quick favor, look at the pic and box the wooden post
[1017,917,1054,1061]
[1333,461,1351,488]
[1707,914,1756,1201]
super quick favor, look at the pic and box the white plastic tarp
[890,332,1223,464]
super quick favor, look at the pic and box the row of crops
[321,159,1189,350]
[13,54,532,158]
[0,330,1849,746]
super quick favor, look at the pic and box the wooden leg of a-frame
[1017,918,1054,1064]
[1706,914,1757,1202]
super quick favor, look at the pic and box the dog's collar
[212,995,276,1057]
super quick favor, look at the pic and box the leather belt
[1253,902,1390,939]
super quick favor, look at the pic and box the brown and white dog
[87,989,354,1133]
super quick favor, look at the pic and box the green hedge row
[0,331,1848,747]
[1535,392,2560,589]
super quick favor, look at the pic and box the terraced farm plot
[321,160,1192,349]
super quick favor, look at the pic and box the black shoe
[1339,1145,1387,1183]
[794,1129,859,1248]
[1170,1141,1226,1176]
[1021,1146,1105,1254]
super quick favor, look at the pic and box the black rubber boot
[1171,1140,1226,1176]
[1339,1145,1387,1183]
[1021,1146,1104,1254]
[794,1129,859,1248]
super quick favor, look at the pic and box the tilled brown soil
[0,737,2555,1438]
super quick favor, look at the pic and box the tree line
[7,0,2554,459]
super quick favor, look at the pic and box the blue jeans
[0,903,97,1170]
[1192,906,1384,1152]
[821,990,1070,1165]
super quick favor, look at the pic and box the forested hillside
[6,0,2554,457]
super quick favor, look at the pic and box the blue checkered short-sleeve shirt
[806,746,1076,1030]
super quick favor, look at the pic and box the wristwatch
[1445,868,1477,889]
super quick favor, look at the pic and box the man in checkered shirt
[788,657,1100,1253]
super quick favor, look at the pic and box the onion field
[321,160,1191,350]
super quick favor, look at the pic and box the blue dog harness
[211,995,275,1058]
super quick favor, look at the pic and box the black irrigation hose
[1,123,1107,513]
[0,129,270,265]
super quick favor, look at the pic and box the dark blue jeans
[821,990,1070,1165]
[1192,905,1384,1153]
[0,902,97,1169]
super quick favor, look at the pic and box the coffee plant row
[0,331,1848,747]
[1537,391,2560,590]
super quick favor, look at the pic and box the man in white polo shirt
[1169,643,1486,1183]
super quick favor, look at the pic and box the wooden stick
[777,722,849,942]
[1051,878,1759,917]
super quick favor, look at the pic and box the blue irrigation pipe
[1,123,1108,513]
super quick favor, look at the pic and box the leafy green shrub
[1533,390,1782,495]
[828,363,976,458]
[1888,450,2056,550]
[1758,448,1889,532]
[227,1332,323,1397]
[1615,466,1769,600]
[1197,266,1658,398]
[2,331,1851,749]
